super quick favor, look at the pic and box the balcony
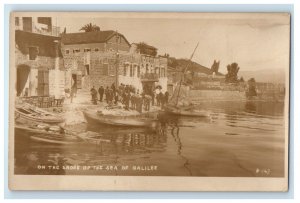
[140,73,159,82]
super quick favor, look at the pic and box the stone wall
[15,48,65,97]
[106,35,131,52]
[89,53,116,89]
[188,90,246,103]
[15,48,64,70]
[61,35,130,57]
[62,49,168,92]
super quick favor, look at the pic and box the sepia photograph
[9,12,290,191]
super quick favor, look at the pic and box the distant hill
[168,57,222,75]
[239,68,286,84]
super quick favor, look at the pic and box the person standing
[155,87,161,106]
[165,91,169,104]
[104,86,109,104]
[111,83,116,98]
[98,86,104,102]
[114,90,119,105]
[108,88,115,105]
[90,86,97,105]
[144,94,151,111]
[124,91,130,110]
[159,91,164,108]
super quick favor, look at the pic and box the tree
[239,76,244,82]
[246,78,257,98]
[225,62,240,83]
[168,57,178,68]
[211,60,220,74]
[79,23,100,32]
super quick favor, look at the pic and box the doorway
[142,81,155,95]
[72,74,77,89]
[37,70,49,96]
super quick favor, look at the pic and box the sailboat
[165,43,209,117]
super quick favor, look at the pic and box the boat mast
[175,42,199,107]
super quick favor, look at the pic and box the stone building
[61,31,168,93]
[118,52,168,93]
[15,16,60,37]
[15,17,65,98]
[61,31,131,91]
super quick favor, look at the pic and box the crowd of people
[90,83,170,113]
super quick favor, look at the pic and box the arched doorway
[16,65,30,96]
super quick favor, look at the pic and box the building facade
[61,31,168,93]
[15,28,65,98]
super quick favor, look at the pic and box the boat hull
[15,104,64,124]
[164,106,209,117]
[15,125,81,145]
[83,110,158,127]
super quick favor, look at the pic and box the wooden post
[175,43,199,107]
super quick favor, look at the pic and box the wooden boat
[15,103,64,124]
[164,105,209,117]
[15,124,109,145]
[15,124,82,145]
[165,43,209,118]
[83,110,158,127]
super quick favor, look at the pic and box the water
[14,101,286,177]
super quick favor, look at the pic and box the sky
[55,13,290,74]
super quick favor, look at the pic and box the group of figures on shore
[89,83,170,113]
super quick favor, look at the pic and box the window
[137,66,140,78]
[22,17,32,32]
[103,63,109,76]
[84,48,91,52]
[85,65,90,75]
[133,66,136,77]
[130,65,133,77]
[123,65,126,76]
[73,49,80,53]
[15,17,19,26]
[115,35,121,43]
[95,48,99,52]
[28,47,38,60]
[65,49,70,54]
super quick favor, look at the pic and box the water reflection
[14,101,285,177]
[245,101,257,113]
[169,123,192,176]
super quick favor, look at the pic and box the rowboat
[15,103,64,124]
[15,124,82,145]
[15,124,109,145]
[164,105,209,117]
[83,110,158,127]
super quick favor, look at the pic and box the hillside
[167,57,223,76]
